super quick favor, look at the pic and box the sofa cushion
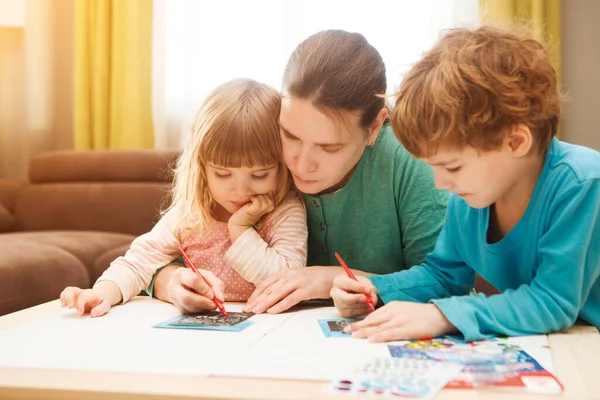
[0,231,136,316]
[4,231,135,276]
[0,203,14,232]
[0,239,89,316]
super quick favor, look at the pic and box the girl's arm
[223,196,308,284]
[96,207,182,303]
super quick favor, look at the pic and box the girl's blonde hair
[169,78,291,239]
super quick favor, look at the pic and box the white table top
[0,298,598,400]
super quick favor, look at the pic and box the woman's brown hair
[283,29,387,130]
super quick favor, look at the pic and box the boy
[330,26,600,342]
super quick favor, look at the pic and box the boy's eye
[446,167,461,173]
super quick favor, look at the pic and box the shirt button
[319,222,325,230]
[313,200,320,208]
[321,246,327,255]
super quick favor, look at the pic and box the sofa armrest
[0,179,26,232]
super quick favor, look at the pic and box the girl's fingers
[61,287,82,308]
[177,287,217,312]
[90,299,111,318]
[75,291,99,315]
[199,270,225,301]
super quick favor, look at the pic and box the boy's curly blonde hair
[391,25,561,158]
[169,79,291,240]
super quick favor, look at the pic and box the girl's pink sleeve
[223,197,308,284]
[96,207,182,303]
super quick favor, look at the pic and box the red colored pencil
[178,247,228,317]
[334,252,375,311]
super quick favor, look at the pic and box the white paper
[0,298,292,376]
[211,307,391,381]
[0,300,556,383]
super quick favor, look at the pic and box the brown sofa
[0,150,178,316]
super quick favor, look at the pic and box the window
[153,0,479,147]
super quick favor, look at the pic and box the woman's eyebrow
[279,123,345,147]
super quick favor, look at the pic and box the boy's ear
[506,123,533,157]
[367,108,388,145]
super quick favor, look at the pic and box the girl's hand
[166,267,225,313]
[228,192,275,242]
[330,275,378,318]
[60,281,122,317]
[244,267,342,314]
[346,302,456,342]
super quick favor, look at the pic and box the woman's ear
[506,123,533,157]
[367,108,388,145]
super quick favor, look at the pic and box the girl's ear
[507,123,533,157]
[367,108,388,145]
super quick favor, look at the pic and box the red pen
[178,247,228,317]
[334,252,375,311]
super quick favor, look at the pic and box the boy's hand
[166,267,225,313]
[331,275,379,318]
[345,302,456,342]
[228,193,275,242]
[60,281,122,317]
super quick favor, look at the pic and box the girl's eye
[252,174,269,180]
[215,173,231,178]
[446,167,461,173]
[282,130,298,141]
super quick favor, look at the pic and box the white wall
[561,0,600,151]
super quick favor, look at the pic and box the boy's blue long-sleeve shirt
[369,138,600,341]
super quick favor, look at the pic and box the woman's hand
[243,267,344,314]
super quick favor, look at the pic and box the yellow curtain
[0,0,75,179]
[479,0,561,89]
[74,0,154,150]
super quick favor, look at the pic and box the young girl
[60,79,308,317]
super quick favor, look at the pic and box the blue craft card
[154,311,254,332]
[318,318,360,338]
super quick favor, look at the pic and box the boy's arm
[369,215,475,303]
[433,180,600,342]
[395,148,449,268]
[223,197,308,284]
[97,207,181,303]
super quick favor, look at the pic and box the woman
[150,30,447,314]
